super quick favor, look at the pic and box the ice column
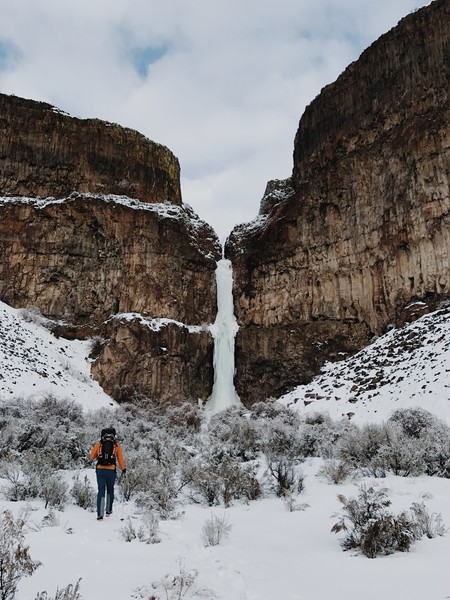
[206,259,241,414]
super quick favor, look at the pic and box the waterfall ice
[206,258,241,415]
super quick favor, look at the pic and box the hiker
[90,427,126,520]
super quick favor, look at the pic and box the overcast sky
[0,0,431,241]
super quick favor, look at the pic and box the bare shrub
[133,561,216,599]
[0,510,41,600]
[318,459,353,484]
[41,475,68,510]
[283,494,309,513]
[137,511,161,544]
[119,517,138,542]
[409,502,446,539]
[267,458,303,497]
[331,485,415,558]
[201,513,232,547]
[71,474,95,510]
[34,579,82,600]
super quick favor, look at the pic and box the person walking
[90,427,126,520]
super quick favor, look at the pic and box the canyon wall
[0,94,221,404]
[0,95,181,205]
[227,0,450,403]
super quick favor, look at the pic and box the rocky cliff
[0,95,181,204]
[227,0,450,403]
[0,94,221,404]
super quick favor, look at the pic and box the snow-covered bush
[137,510,161,544]
[388,407,441,438]
[318,459,353,484]
[409,502,446,539]
[331,485,445,558]
[298,413,355,459]
[0,510,41,600]
[71,474,95,510]
[266,458,304,497]
[332,485,415,558]
[40,475,68,510]
[188,451,260,507]
[133,561,216,599]
[201,513,231,547]
[164,402,202,435]
[372,426,426,477]
[258,411,302,463]
[0,396,90,470]
[207,407,260,460]
[0,463,30,502]
[388,409,450,477]
[145,469,181,520]
[117,454,156,502]
[283,493,309,512]
[338,424,387,475]
[119,517,138,542]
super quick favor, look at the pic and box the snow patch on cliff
[109,312,205,333]
[0,194,221,259]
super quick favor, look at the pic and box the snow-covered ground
[280,302,450,426]
[10,462,450,600]
[0,302,114,410]
[1,300,450,599]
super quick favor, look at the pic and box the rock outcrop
[0,94,221,404]
[0,94,181,205]
[227,0,450,403]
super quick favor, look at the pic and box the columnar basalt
[0,94,221,404]
[0,94,181,204]
[0,196,219,326]
[227,0,450,403]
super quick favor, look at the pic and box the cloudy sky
[0,0,430,241]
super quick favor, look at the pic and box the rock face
[227,0,450,403]
[0,94,221,404]
[0,197,219,326]
[0,94,181,205]
[91,316,213,403]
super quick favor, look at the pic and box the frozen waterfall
[206,259,241,415]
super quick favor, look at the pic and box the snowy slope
[0,301,114,410]
[279,302,450,426]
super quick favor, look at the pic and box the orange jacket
[90,440,126,471]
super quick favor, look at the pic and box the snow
[0,302,114,411]
[280,302,450,426]
[1,299,450,598]
[9,462,450,600]
[110,312,204,334]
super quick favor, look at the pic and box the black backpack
[97,428,117,466]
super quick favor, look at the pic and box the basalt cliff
[1,0,450,408]
[226,0,450,402]
[0,94,221,404]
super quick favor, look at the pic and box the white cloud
[0,0,431,240]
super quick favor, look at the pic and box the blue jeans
[96,468,117,517]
